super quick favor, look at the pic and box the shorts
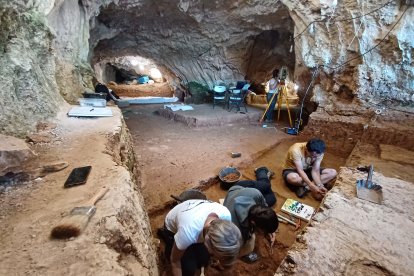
[282,168,324,191]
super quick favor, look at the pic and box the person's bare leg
[320,168,337,188]
[286,172,306,187]
[239,234,256,257]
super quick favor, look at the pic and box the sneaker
[254,166,267,173]
[267,170,275,179]
[254,166,274,179]
[295,185,310,198]
[241,252,259,263]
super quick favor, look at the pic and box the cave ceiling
[91,0,294,83]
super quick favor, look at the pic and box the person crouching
[223,186,278,260]
[160,199,242,276]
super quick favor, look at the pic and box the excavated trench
[123,103,353,275]
[150,139,348,275]
[124,98,414,275]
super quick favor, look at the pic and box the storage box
[79,98,107,107]
[138,76,150,84]
[82,92,107,99]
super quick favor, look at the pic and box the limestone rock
[0,134,35,172]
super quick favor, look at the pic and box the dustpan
[356,165,383,204]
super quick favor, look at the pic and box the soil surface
[0,106,158,276]
[123,103,347,275]
[2,100,412,276]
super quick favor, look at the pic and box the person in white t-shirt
[161,199,242,276]
[265,69,280,122]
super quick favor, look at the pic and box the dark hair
[306,138,326,154]
[272,69,279,78]
[248,205,278,234]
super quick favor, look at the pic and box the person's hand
[318,185,328,193]
[309,185,326,200]
[268,232,276,248]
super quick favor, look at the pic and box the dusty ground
[1,98,413,276]
[0,105,158,276]
[276,167,414,276]
[123,103,347,275]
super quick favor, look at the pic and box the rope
[294,1,396,41]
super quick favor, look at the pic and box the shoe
[295,185,310,198]
[241,252,259,263]
[254,167,274,177]
[254,166,267,172]
[267,170,275,179]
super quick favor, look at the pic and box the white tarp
[121,96,179,104]
[67,107,113,117]
[164,104,194,111]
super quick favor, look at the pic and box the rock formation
[1,0,412,135]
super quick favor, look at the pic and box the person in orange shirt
[282,138,337,200]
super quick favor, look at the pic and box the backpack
[95,83,109,94]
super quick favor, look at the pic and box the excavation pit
[123,103,351,275]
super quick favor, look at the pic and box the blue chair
[228,83,250,112]
[213,85,227,109]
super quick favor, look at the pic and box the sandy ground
[1,99,413,276]
[123,103,347,275]
[0,105,158,276]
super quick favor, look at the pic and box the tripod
[276,82,293,127]
[259,82,293,127]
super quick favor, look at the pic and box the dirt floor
[123,103,348,275]
[1,98,413,276]
[0,105,158,276]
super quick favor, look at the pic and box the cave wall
[285,0,414,113]
[0,0,413,134]
[0,2,64,136]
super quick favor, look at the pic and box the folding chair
[228,84,250,113]
[212,85,227,109]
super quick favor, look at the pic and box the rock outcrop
[1,0,413,135]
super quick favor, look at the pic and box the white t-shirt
[268,78,278,94]
[165,199,231,250]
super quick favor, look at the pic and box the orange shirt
[283,142,324,170]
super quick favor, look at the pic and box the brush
[51,186,109,239]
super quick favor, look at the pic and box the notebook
[281,198,315,222]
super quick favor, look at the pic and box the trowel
[356,165,383,204]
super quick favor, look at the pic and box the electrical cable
[295,67,321,131]
[294,1,396,41]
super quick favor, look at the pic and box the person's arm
[293,159,325,197]
[293,159,314,188]
[311,158,327,193]
[170,242,185,276]
[268,232,276,247]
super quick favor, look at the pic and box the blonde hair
[204,219,242,266]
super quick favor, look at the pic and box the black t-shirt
[95,83,109,94]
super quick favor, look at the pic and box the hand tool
[51,186,108,239]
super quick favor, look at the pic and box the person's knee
[286,173,303,185]
[324,168,337,181]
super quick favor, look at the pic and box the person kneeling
[223,185,278,261]
[282,138,337,200]
[160,199,242,276]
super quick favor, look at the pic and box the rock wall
[1,0,412,135]
[0,3,64,136]
[286,0,414,113]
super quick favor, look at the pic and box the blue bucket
[138,76,150,84]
